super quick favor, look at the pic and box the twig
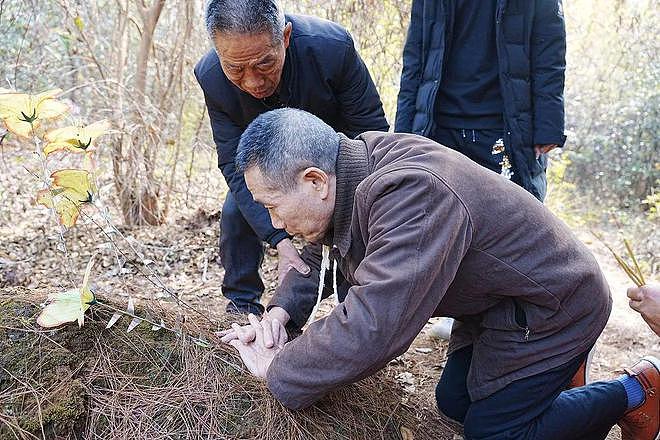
[591,230,646,287]
[66,203,216,326]
[624,238,646,285]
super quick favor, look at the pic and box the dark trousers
[219,191,265,314]
[435,345,628,440]
[431,127,548,201]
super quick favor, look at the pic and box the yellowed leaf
[74,15,84,32]
[0,89,68,138]
[36,169,96,227]
[44,120,110,156]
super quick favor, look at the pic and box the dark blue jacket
[395,0,567,200]
[195,14,388,247]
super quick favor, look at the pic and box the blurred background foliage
[559,0,658,213]
[0,0,657,248]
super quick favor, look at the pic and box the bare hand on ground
[227,313,288,378]
[217,306,290,347]
[276,238,310,284]
[627,284,660,337]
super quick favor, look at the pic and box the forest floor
[1,204,657,439]
[0,137,657,439]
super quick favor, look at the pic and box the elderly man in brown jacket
[221,108,659,440]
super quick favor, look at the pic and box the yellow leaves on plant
[0,89,68,138]
[43,120,111,156]
[36,169,96,227]
[37,255,97,328]
[74,15,84,32]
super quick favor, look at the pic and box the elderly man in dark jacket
[223,108,659,440]
[194,0,388,315]
[396,0,567,202]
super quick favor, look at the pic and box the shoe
[618,356,660,440]
[427,317,454,340]
[567,347,595,389]
[225,301,264,316]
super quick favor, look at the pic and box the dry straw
[0,289,456,440]
[592,232,647,287]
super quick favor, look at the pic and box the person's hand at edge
[276,238,310,285]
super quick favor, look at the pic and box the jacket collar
[279,41,295,104]
[330,134,370,257]
[278,14,296,105]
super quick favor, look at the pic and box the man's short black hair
[205,0,285,41]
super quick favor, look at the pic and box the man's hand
[217,306,290,347]
[276,238,310,284]
[534,143,559,158]
[627,284,660,337]
[227,313,288,378]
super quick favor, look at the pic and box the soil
[0,206,657,439]
[0,290,453,440]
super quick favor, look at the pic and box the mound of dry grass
[0,288,453,440]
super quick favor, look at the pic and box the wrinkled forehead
[214,32,280,61]
[244,167,279,202]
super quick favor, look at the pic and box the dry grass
[0,289,454,440]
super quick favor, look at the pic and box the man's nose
[242,72,265,91]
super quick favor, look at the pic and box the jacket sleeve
[335,34,390,136]
[394,0,424,133]
[530,0,567,146]
[200,91,289,247]
[266,171,473,409]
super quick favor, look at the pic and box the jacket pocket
[513,299,528,328]
[481,298,527,332]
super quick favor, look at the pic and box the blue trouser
[219,191,265,314]
[431,127,548,201]
[436,345,628,440]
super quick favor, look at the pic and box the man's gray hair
[205,0,285,41]
[236,108,340,191]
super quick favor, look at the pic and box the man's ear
[301,167,330,199]
[283,22,293,49]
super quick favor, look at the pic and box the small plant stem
[86,207,216,326]
[31,123,75,287]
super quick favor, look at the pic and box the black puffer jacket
[395,0,567,200]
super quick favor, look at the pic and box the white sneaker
[428,317,454,340]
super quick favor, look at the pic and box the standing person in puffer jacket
[397,0,569,381]
[395,0,567,202]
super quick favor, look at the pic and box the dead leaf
[105,313,122,329]
[127,317,142,333]
[151,318,165,331]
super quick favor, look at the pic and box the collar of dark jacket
[279,53,294,104]
[329,133,370,257]
[278,16,296,104]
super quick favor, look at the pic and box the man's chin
[249,88,275,100]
